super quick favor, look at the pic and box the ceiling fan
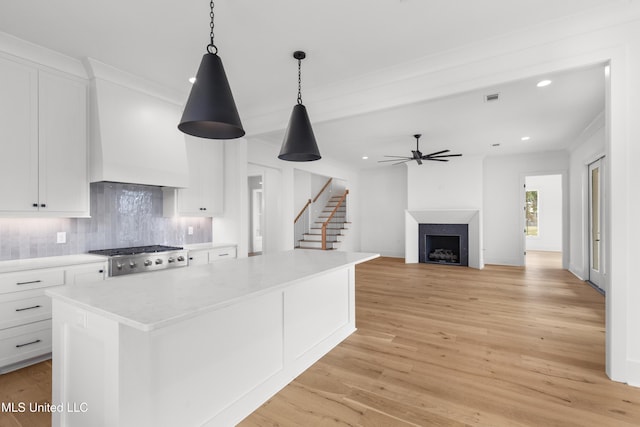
[379,134,462,165]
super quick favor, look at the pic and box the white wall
[407,155,484,211]
[359,166,407,258]
[293,169,311,216]
[483,151,569,266]
[525,174,563,252]
[568,117,605,280]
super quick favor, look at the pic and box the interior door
[252,189,263,253]
[588,158,605,291]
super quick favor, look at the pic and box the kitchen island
[46,250,378,427]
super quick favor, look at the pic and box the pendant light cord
[207,0,218,54]
[297,58,303,105]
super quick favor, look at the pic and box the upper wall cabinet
[163,136,224,217]
[0,55,89,217]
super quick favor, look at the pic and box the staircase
[298,194,350,250]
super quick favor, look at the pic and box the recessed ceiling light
[536,79,552,88]
[362,156,369,160]
[188,77,196,84]
[521,136,531,141]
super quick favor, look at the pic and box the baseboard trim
[569,267,585,281]
[626,359,640,388]
[585,279,605,296]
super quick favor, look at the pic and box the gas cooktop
[89,245,188,277]
[89,245,184,257]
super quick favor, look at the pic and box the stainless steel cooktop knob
[116,262,123,270]
[177,255,185,262]
[155,259,163,265]
[144,260,152,267]
[167,257,175,263]
[129,262,137,268]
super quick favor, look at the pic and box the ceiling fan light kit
[379,134,462,166]
[178,0,245,140]
[278,51,322,162]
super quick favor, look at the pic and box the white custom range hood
[86,59,188,188]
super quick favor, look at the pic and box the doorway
[588,158,605,292]
[524,174,563,268]
[247,175,263,256]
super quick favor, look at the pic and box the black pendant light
[278,51,321,161]
[178,0,244,139]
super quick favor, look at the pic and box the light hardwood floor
[240,254,640,426]
[2,253,639,426]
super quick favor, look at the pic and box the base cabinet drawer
[0,268,65,294]
[0,290,52,330]
[188,246,237,266]
[209,247,237,261]
[0,320,52,369]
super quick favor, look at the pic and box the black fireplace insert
[419,223,468,266]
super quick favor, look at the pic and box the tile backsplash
[0,182,212,261]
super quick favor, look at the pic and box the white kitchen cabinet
[163,136,224,217]
[0,55,38,213]
[0,54,89,217]
[64,262,108,285]
[187,245,237,266]
[0,258,107,373]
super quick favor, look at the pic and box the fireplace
[419,224,468,266]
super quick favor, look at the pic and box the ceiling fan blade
[425,158,449,162]
[378,158,411,163]
[391,159,413,165]
[424,153,463,159]
[383,155,413,158]
[424,149,450,157]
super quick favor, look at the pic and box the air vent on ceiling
[484,93,500,102]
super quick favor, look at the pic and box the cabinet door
[200,140,224,215]
[174,137,223,217]
[65,263,107,285]
[187,250,209,266]
[38,71,89,216]
[179,136,205,215]
[0,56,39,213]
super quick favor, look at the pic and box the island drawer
[209,246,237,261]
[0,320,52,368]
[0,268,65,294]
[0,290,53,330]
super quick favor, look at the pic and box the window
[526,190,539,236]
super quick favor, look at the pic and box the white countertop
[46,250,379,332]
[183,242,237,251]
[0,254,108,274]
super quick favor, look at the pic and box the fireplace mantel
[405,209,482,269]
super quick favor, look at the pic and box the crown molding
[0,30,86,78]
[83,58,183,106]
